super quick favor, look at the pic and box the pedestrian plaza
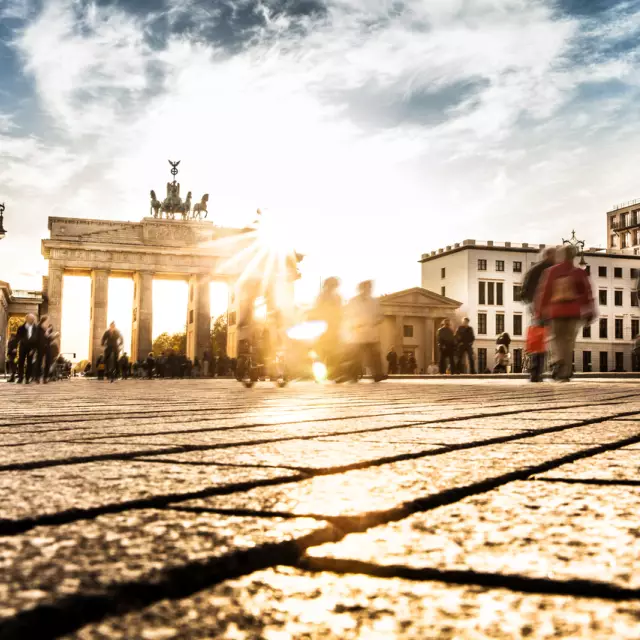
[1,378,640,638]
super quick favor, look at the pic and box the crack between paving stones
[297,557,640,602]
[3,409,640,534]
[4,423,640,638]
[532,477,640,487]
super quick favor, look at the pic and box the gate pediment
[142,219,214,247]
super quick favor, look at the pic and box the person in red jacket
[536,245,595,381]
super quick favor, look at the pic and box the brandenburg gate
[40,162,296,366]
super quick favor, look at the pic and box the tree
[210,314,228,356]
[152,332,186,356]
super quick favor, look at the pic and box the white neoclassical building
[421,239,640,373]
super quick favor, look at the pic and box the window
[599,318,608,339]
[478,259,487,271]
[497,282,504,306]
[478,281,486,305]
[496,313,505,335]
[632,291,639,307]
[403,325,414,338]
[478,348,487,373]
[615,290,623,306]
[599,290,607,306]
[441,267,446,279]
[513,349,523,373]
[599,351,608,372]
[631,268,638,279]
[513,261,522,273]
[513,314,522,336]
[582,351,592,373]
[488,282,495,305]
[513,285,522,302]
[614,267,623,278]
[632,319,639,338]
[477,313,487,335]
[189,309,194,324]
[441,286,446,297]
[496,260,505,272]
[615,352,624,371]
[615,318,624,339]
[598,266,607,277]
[583,324,591,338]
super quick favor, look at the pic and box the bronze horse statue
[192,193,209,219]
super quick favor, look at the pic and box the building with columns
[40,215,284,368]
[378,287,461,372]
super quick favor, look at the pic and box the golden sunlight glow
[254,296,268,321]
[312,360,328,382]
[287,320,327,342]
[107,277,133,355]
[60,275,90,360]
[152,279,188,338]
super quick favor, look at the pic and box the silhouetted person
[119,353,130,379]
[455,317,476,374]
[496,332,511,353]
[407,354,417,374]
[437,319,456,374]
[6,333,18,382]
[493,345,510,373]
[16,314,38,384]
[521,247,556,307]
[398,352,408,374]
[101,321,123,379]
[146,352,155,379]
[386,348,398,375]
[35,315,55,383]
[311,277,344,379]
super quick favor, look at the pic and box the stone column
[186,274,210,361]
[132,271,153,361]
[46,266,64,339]
[424,317,434,369]
[395,315,404,353]
[88,269,109,368]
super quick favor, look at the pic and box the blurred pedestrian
[16,313,38,384]
[537,245,595,382]
[493,345,510,373]
[310,277,344,380]
[35,315,55,383]
[437,319,456,374]
[386,348,398,375]
[6,333,18,382]
[345,280,385,382]
[455,317,476,374]
[146,352,156,379]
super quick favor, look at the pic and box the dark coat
[16,322,38,346]
[437,326,455,348]
[455,325,475,346]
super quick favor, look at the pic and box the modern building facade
[607,199,640,254]
[421,240,640,373]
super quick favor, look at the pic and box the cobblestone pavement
[1,378,640,639]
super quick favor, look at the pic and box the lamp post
[562,230,587,268]
[0,203,6,240]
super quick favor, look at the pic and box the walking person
[455,317,476,374]
[15,314,39,384]
[493,345,510,373]
[101,321,123,381]
[437,319,456,374]
[35,315,55,383]
[407,353,417,374]
[310,277,344,380]
[6,333,18,382]
[537,245,595,382]
[345,280,385,382]
[147,352,156,379]
[386,348,398,375]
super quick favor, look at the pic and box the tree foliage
[210,314,228,356]
[152,332,187,356]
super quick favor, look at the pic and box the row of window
[473,260,639,279]
[598,290,639,307]
[475,314,640,340]
[476,260,521,273]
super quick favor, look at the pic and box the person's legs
[551,319,574,380]
[365,343,384,380]
[466,345,476,374]
[17,345,27,382]
[25,347,35,382]
[438,348,447,374]
[447,346,456,374]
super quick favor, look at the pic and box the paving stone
[0,511,331,621]
[307,479,640,588]
[66,567,640,639]
[0,460,298,521]
[534,449,640,482]
[183,443,585,517]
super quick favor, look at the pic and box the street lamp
[0,203,6,240]
[562,230,587,268]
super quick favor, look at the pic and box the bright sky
[2,0,640,351]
